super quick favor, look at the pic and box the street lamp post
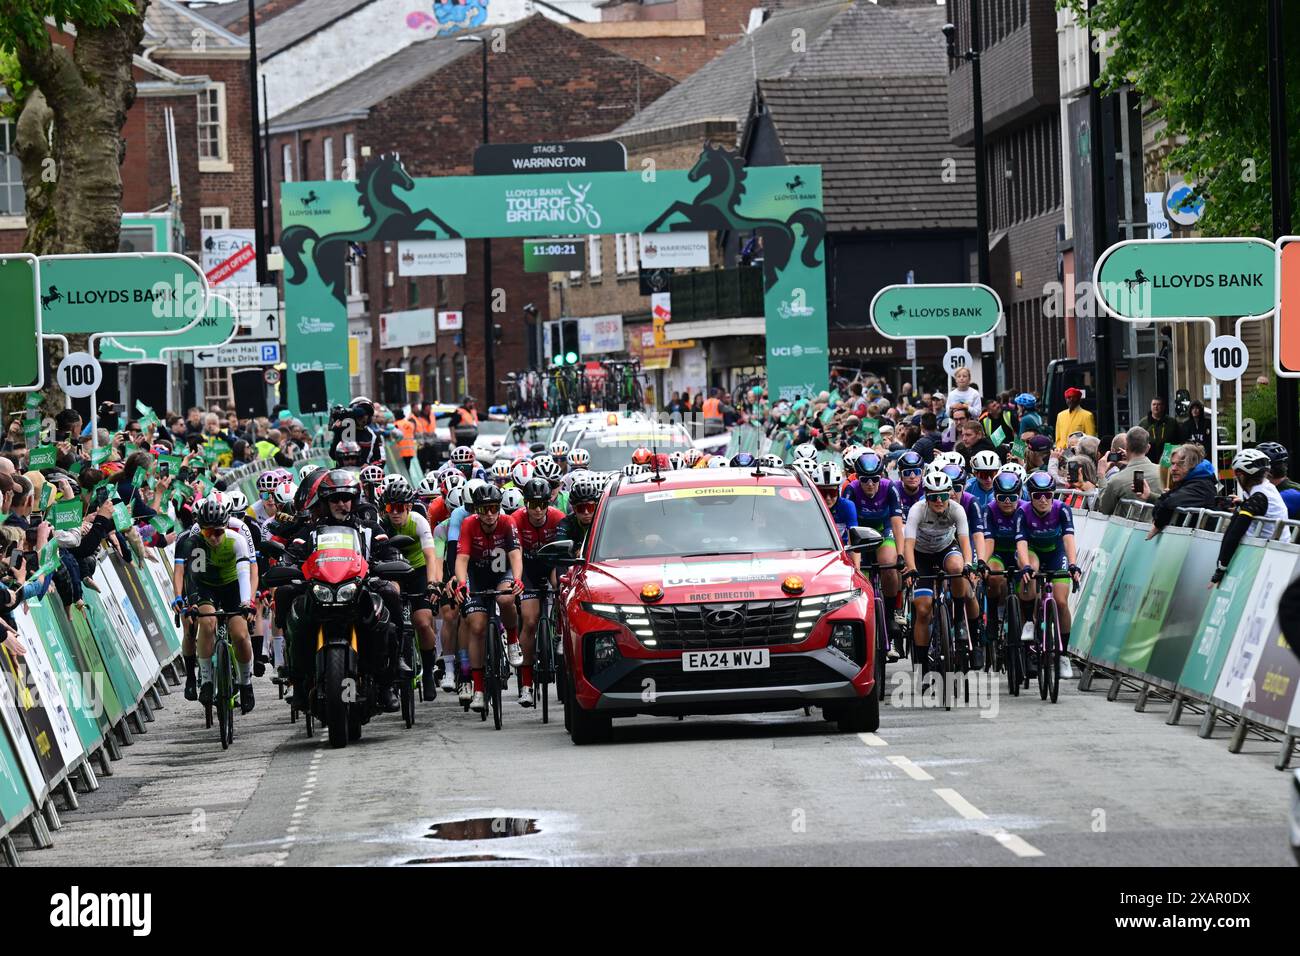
[459,35,494,405]
[944,7,995,395]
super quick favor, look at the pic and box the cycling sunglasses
[573,502,597,514]
[925,492,949,503]
[994,493,1020,503]
[900,468,923,478]
[384,502,410,512]
[976,469,999,478]
[858,475,881,484]
[477,503,501,514]
[1029,491,1054,501]
[525,499,549,509]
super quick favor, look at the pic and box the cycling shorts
[912,546,962,597]
[986,551,1021,595]
[1030,547,1071,579]
[397,569,434,614]
[189,580,243,615]
[460,567,514,617]
[519,557,552,599]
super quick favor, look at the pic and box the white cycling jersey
[904,498,969,554]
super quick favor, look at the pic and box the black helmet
[569,473,603,504]
[1256,441,1289,475]
[471,483,504,508]
[521,477,552,503]
[295,467,328,511]
[350,398,375,418]
[319,469,361,502]
[378,482,416,506]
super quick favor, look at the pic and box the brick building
[265,14,675,405]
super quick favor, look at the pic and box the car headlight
[793,589,862,641]
[336,582,358,603]
[583,603,657,645]
[312,584,334,603]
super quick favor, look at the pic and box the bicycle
[466,589,511,730]
[858,558,897,703]
[184,606,247,750]
[1023,568,1080,704]
[982,568,1026,697]
[397,601,424,730]
[904,570,971,712]
[531,585,560,724]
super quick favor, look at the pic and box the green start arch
[279,145,827,413]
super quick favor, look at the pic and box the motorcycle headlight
[336,582,358,603]
[312,584,334,603]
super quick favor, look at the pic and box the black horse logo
[301,190,320,208]
[644,144,825,293]
[281,154,461,304]
[786,175,804,192]
[1124,269,1149,291]
[41,285,62,309]
[890,304,905,319]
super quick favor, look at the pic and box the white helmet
[256,470,281,495]
[668,451,688,470]
[534,456,563,485]
[706,456,727,468]
[623,463,648,477]
[793,458,820,479]
[446,485,467,510]
[226,488,248,513]
[438,471,466,497]
[793,443,818,461]
[491,459,512,482]
[970,450,1001,472]
[360,463,385,486]
[939,451,965,469]
[464,478,488,503]
[548,439,570,459]
[501,488,525,514]
[922,468,953,494]
[813,460,844,489]
[451,445,476,465]
[273,480,297,506]
[298,463,318,481]
[568,448,590,469]
[761,454,784,468]
[999,462,1027,483]
[841,444,867,471]
[511,459,536,486]
[1232,448,1270,477]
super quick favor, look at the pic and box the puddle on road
[424,817,540,841]
[404,854,529,865]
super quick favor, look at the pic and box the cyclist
[1211,449,1289,584]
[965,449,1003,510]
[253,469,288,525]
[942,461,988,662]
[548,440,570,473]
[511,458,537,491]
[845,451,905,658]
[172,495,256,713]
[377,479,441,700]
[534,455,564,496]
[450,444,488,481]
[334,439,364,469]
[440,481,478,703]
[556,473,602,553]
[450,483,525,714]
[511,477,566,708]
[895,449,926,513]
[901,469,975,681]
[630,447,654,468]
[980,471,1028,658]
[360,463,386,504]
[1017,471,1081,678]
[490,459,513,488]
[793,443,818,462]
[568,448,591,472]
[430,482,466,695]
[683,448,703,469]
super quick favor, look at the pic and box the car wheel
[568,679,611,745]
[836,693,880,733]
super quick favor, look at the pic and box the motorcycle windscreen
[305,525,369,585]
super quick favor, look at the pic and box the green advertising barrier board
[97,292,239,362]
[3,638,68,789]
[130,553,184,657]
[281,150,826,411]
[27,599,103,755]
[0,253,42,393]
[67,602,124,729]
[1178,543,1266,698]
[39,252,210,335]
[108,553,173,666]
[81,587,145,710]
[1088,525,1162,666]
[1068,522,1135,658]
[1142,531,1220,684]
[1114,532,1190,675]
[0,723,35,838]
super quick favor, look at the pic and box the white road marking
[857,732,887,747]
[887,755,934,781]
[933,787,984,819]
[932,788,1044,858]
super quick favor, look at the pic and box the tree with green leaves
[1070,0,1300,238]
[1,0,149,255]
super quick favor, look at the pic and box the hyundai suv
[549,466,879,744]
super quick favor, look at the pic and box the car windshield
[476,420,508,437]
[590,483,838,561]
[580,431,695,473]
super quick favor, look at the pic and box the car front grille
[643,599,801,650]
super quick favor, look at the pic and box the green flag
[37,481,53,511]
[150,514,174,535]
[51,500,84,531]
[112,502,132,531]
[132,466,149,488]
[91,446,111,466]
[29,444,57,470]
[990,426,1007,447]
[1011,438,1027,461]
[39,540,60,575]
[1160,444,1174,468]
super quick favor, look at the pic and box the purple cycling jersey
[846,477,902,528]
[982,502,1025,554]
[1020,499,1074,552]
[959,491,986,536]
[897,482,924,512]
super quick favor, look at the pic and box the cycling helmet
[896,450,925,473]
[491,459,512,483]
[510,459,536,486]
[683,448,703,467]
[273,480,298,507]
[939,451,966,469]
[298,463,320,482]
[970,450,1002,473]
[630,447,654,466]
[548,440,570,460]
[922,469,953,494]
[195,494,232,528]
[623,463,648,477]
[451,445,476,465]
[521,477,552,503]
[814,460,844,489]
[992,472,1022,497]
[1025,471,1056,495]
[359,463,385,486]
[335,440,362,463]
[569,474,603,504]
[1013,393,1037,409]
[445,486,467,510]
[464,478,488,504]
[499,488,523,514]
[761,454,784,469]
[1232,449,1271,477]
[438,471,466,497]
[793,457,821,479]
[296,470,328,512]
[730,452,757,468]
[793,443,818,461]
[379,482,416,506]
[1256,441,1289,473]
[226,488,248,514]
[534,456,563,485]
[1000,462,1027,482]
[668,451,688,470]
[940,463,966,486]
[471,483,504,508]
[568,448,590,469]
[256,471,281,495]
[706,456,727,468]
[853,452,885,479]
[318,469,362,503]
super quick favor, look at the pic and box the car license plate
[682,649,770,671]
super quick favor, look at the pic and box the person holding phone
[1097,427,1164,515]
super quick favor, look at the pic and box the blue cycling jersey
[846,478,902,528]
[827,497,858,544]
[982,502,1025,555]
[1020,500,1074,552]
[964,476,997,511]
[958,491,986,536]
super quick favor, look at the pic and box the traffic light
[561,319,579,363]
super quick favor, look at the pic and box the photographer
[1102,434,1127,482]
[1061,436,1102,493]
[328,398,385,465]
[1098,427,1164,515]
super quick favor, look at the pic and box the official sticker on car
[644,486,776,503]
[682,649,771,671]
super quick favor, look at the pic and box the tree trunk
[12,1,149,256]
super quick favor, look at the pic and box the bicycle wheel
[493,626,505,730]
[216,631,233,750]
[1045,599,1061,704]
[538,614,552,724]
[1037,602,1049,701]
[1003,600,1022,698]
[934,599,951,711]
